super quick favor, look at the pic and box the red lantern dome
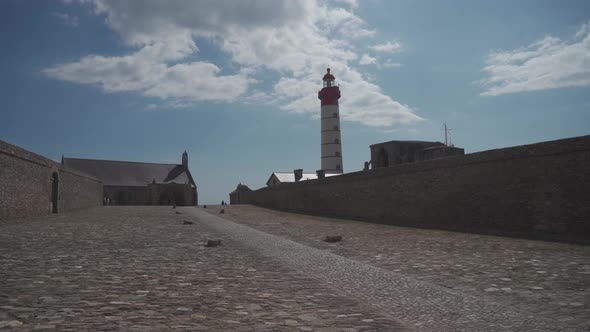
[322,68,335,81]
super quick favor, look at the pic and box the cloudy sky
[1,0,589,203]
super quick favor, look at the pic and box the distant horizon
[1,0,589,203]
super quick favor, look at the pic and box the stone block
[324,235,342,243]
[205,239,222,247]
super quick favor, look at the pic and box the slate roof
[62,158,196,187]
[230,184,252,195]
[273,172,319,182]
[420,145,462,151]
[267,172,340,185]
[370,140,445,147]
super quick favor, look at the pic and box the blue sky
[1,0,589,204]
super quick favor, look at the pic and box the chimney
[182,151,188,170]
[316,169,325,179]
[294,169,303,182]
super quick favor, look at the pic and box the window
[332,112,338,118]
[335,151,341,157]
[336,164,341,170]
[334,138,340,144]
[333,125,339,130]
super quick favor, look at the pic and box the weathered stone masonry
[242,135,590,241]
[62,153,197,206]
[0,140,102,221]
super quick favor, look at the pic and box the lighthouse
[318,68,343,174]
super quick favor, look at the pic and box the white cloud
[45,52,251,102]
[358,56,402,69]
[316,6,375,39]
[480,22,590,96]
[273,66,422,126]
[370,41,403,53]
[359,54,377,65]
[575,22,589,39]
[382,60,402,68]
[243,91,276,105]
[46,0,422,127]
[51,12,79,27]
[331,0,358,9]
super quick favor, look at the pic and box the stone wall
[57,166,103,213]
[243,136,590,241]
[103,183,196,206]
[148,183,196,206]
[104,186,149,206]
[0,140,103,220]
[89,183,198,207]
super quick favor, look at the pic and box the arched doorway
[51,172,59,213]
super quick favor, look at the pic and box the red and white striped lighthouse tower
[318,68,343,174]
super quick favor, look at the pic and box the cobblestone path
[198,205,590,331]
[0,206,408,331]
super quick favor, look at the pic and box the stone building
[62,151,197,206]
[415,145,465,163]
[369,140,464,169]
[229,184,252,205]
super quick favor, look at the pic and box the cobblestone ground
[0,206,408,331]
[207,205,590,331]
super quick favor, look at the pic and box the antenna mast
[443,122,453,146]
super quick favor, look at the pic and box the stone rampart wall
[243,136,590,241]
[58,168,103,212]
[0,140,103,220]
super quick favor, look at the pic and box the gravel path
[190,207,581,332]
